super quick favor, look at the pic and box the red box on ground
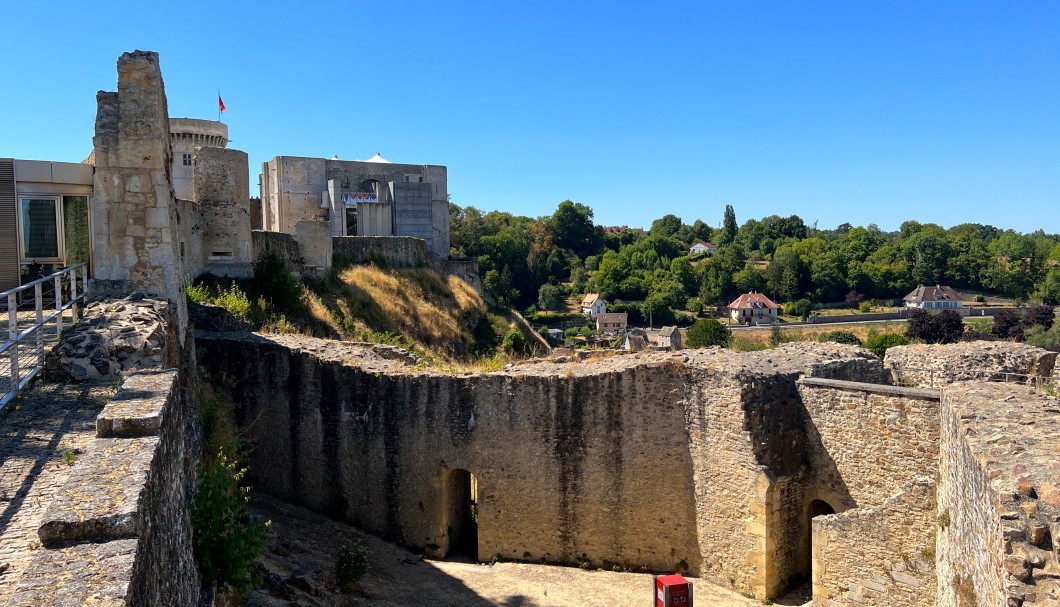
[655,574,692,606]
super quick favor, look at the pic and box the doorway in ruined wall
[805,499,836,580]
[443,469,479,561]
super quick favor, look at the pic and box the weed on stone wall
[192,389,269,595]
[953,575,976,607]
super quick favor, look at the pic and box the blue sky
[2,1,1057,234]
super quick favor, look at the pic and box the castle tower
[169,118,228,201]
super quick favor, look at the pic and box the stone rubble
[45,295,170,382]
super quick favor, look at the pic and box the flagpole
[217,89,221,122]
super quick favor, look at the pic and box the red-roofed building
[728,292,780,326]
[580,293,607,318]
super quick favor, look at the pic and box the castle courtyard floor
[248,492,804,607]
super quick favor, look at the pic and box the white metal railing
[0,264,89,406]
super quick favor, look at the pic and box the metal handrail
[0,264,89,406]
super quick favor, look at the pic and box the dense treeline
[450,201,1060,320]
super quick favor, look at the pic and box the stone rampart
[885,341,1057,388]
[333,236,427,267]
[937,382,1060,607]
[197,335,886,598]
[5,301,201,606]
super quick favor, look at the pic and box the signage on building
[341,192,377,205]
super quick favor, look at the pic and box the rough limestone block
[37,436,160,547]
[5,539,136,606]
[96,370,176,438]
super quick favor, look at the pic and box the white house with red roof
[580,293,607,318]
[728,292,780,326]
[689,242,717,256]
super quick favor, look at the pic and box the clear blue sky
[2,1,1057,234]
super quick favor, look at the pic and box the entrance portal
[443,469,478,560]
[806,499,836,579]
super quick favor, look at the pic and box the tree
[818,331,862,346]
[1038,268,1060,305]
[537,284,565,311]
[1024,304,1056,331]
[906,309,965,344]
[720,205,738,245]
[650,214,684,238]
[685,319,733,348]
[548,201,597,253]
[991,309,1023,340]
[502,329,527,354]
[765,247,802,302]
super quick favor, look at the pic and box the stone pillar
[90,50,187,342]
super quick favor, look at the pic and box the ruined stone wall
[90,51,187,341]
[251,230,303,276]
[885,341,1057,388]
[799,379,941,508]
[812,478,937,607]
[200,333,703,572]
[937,383,1060,607]
[6,300,201,606]
[796,379,941,606]
[175,198,204,278]
[333,236,427,267]
[198,335,885,600]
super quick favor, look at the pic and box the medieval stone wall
[200,333,703,573]
[194,147,252,278]
[89,51,187,340]
[937,382,1060,607]
[197,335,887,599]
[885,341,1057,389]
[333,236,428,267]
[813,477,937,607]
[5,299,201,606]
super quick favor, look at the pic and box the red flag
[218,95,226,113]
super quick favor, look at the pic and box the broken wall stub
[90,51,187,341]
[937,382,1060,607]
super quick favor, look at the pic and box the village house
[729,291,780,326]
[581,293,607,318]
[595,312,628,334]
[689,242,717,256]
[903,284,968,315]
[656,326,683,350]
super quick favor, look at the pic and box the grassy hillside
[190,256,539,368]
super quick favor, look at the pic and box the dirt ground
[243,493,776,607]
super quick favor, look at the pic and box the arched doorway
[805,499,836,578]
[443,469,478,560]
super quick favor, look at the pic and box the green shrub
[502,329,527,354]
[859,301,873,313]
[214,284,252,319]
[864,333,910,358]
[253,250,303,311]
[186,276,210,304]
[769,322,796,347]
[818,331,862,346]
[191,447,269,592]
[685,319,733,348]
[335,541,369,588]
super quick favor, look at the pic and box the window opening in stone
[443,469,478,561]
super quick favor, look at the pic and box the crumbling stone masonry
[90,51,188,341]
[4,298,201,606]
[885,341,1058,389]
[937,383,1060,607]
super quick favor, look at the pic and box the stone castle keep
[1,51,1059,607]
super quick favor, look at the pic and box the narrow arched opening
[443,469,478,561]
[805,499,836,577]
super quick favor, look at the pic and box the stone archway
[805,498,837,581]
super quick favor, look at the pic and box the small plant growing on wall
[334,541,369,590]
[191,447,269,593]
[937,511,951,528]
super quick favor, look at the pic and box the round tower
[170,118,229,201]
